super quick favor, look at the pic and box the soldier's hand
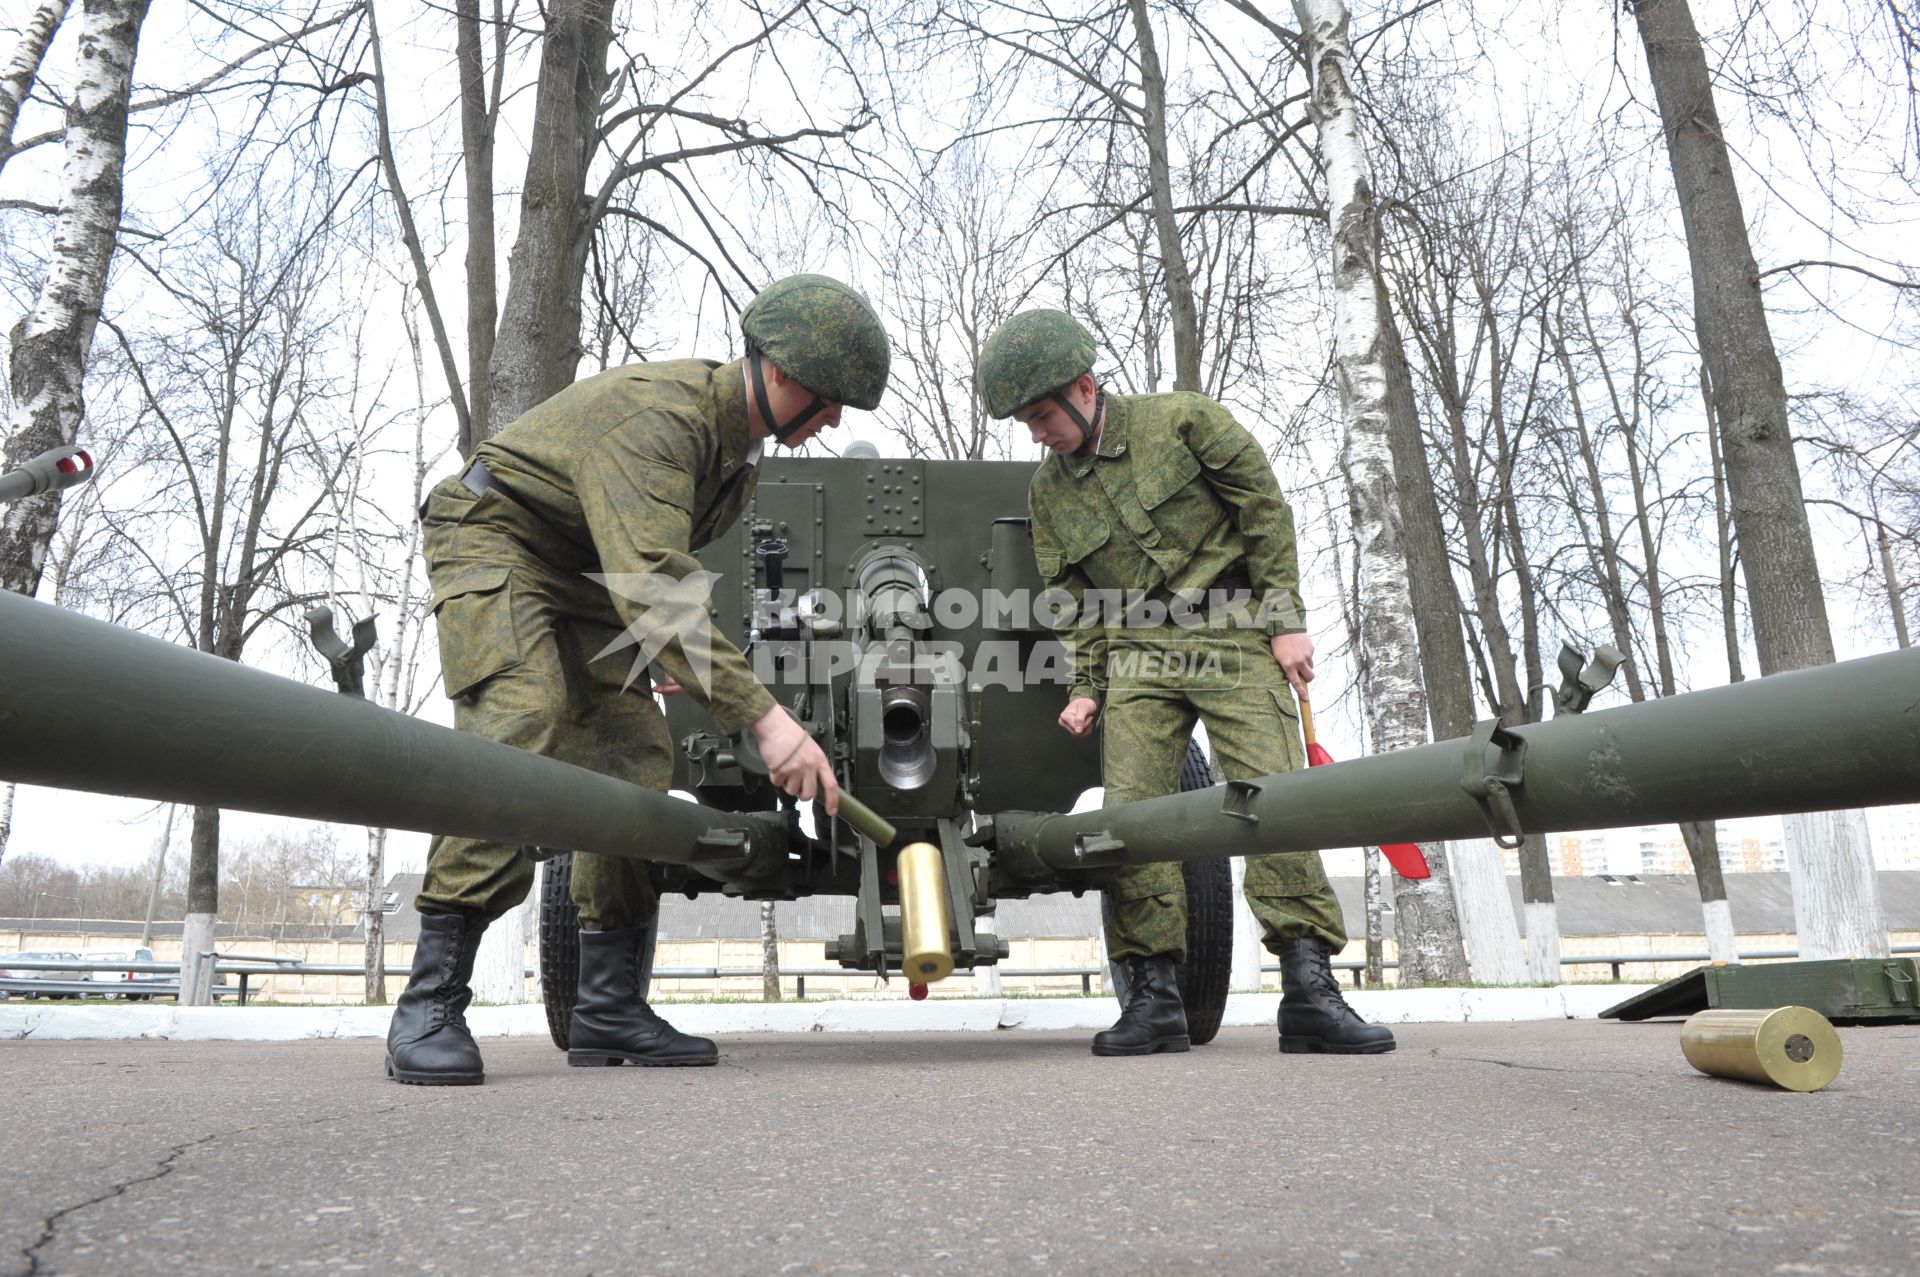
[1058,697,1099,738]
[750,706,840,816]
[1271,632,1315,698]
[651,676,684,696]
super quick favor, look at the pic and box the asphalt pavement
[3,1020,1915,1276]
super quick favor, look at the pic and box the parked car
[0,950,81,999]
[82,948,159,1000]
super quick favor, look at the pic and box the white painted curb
[1,985,1654,1042]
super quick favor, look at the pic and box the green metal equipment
[4,451,1920,1043]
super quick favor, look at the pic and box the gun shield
[897,841,954,983]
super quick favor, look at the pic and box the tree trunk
[1634,0,1832,674]
[760,901,781,1001]
[140,802,174,947]
[1680,819,1737,962]
[485,0,616,433]
[0,0,151,598]
[1634,0,1885,959]
[1784,810,1886,959]
[1230,858,1263,991]
[1381,270,1521,984]
[1449,838,1527,984]
[469,904,526,1003]
[1382,307,1475,740]
[0,781,13,869]
[1878,518,1910,648]
[457,1,616,1000]
[1125,0,1201,391]
[1362,847,1384,987]
[178,802,220,1005]
[179,910,217,1006]
[364,826,388,1004]
[0,0,71,180]
[1704,365,1745,684]
[1295,0,1467,985]
[455,0,498,454]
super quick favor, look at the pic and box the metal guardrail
[1268,944,1920,988]
[8,944,1918,1003]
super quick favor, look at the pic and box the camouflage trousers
[412,476,668,930]
[1095,624,1346,959]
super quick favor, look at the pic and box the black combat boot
[1277,938,1395,1054]
[1091,954,1191,1056]
[386,909,488,1085]
[568,925,718,1067]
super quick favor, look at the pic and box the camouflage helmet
[976,309,1097,419]
[741,274,890,410]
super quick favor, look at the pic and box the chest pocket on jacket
[1129,451,1216,570]
[430,565,523,699]
[1033,506,1112,581]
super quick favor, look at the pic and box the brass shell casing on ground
[1680,1006,1843,1092]
[897,841,954,983]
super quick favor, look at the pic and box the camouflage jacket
[1027,390,1307,704]
[467,358,775,733]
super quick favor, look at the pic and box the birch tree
[0,0,72,180]
[0,0,149,599]
[1631,0,1886,959]
[760,901,781,1001]
[1293,0,1465,984]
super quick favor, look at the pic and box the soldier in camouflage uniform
[387,275,891,1085]
[976,309,1393,1057]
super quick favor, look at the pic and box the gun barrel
[0,590,773,865]
[0,445,94,504]
[995,647,1920,873]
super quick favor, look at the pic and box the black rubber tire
[1106,738,1236,1046]
[537,852,660,1051]
[538,854,580,1050]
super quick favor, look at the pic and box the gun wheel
[1105,738,1236,1046]
[536,852,660,1051]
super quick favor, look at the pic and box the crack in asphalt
[10,1099,432,1277]
[15,1133,217,1277]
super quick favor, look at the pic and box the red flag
[1299,696,1431,880]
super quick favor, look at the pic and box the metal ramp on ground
[1601,957,1920,1023]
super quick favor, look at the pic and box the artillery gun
[3,447,1919,1044]
[537,449,1242,1044]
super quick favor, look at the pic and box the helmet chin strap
[1048,386,1105,450]
[748,346,825,443]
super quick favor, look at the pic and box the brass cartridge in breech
[1680,1006,1843,1092]
[896,841,954,983]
